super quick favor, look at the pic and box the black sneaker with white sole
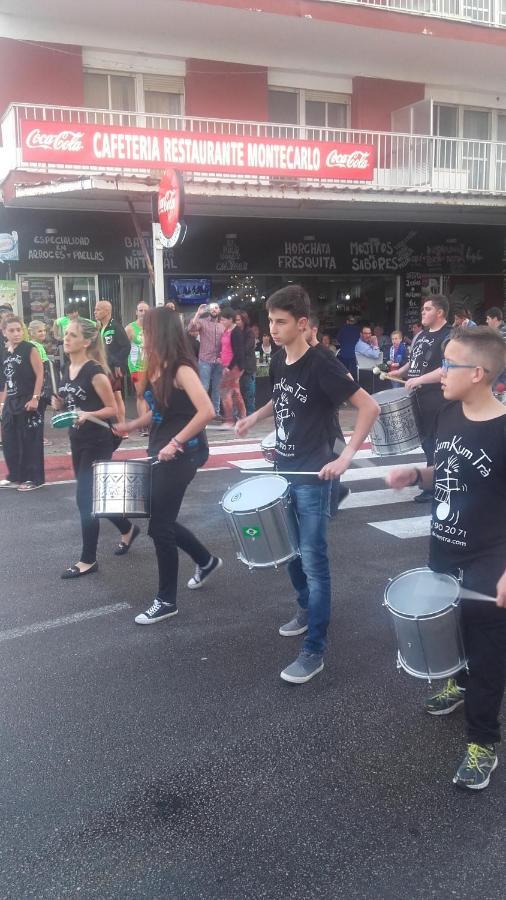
[135,598,178,625]
[187,556,223,590]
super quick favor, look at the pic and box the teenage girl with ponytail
[52,317,138,579]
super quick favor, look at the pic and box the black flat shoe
[114,524,140,556]
[61,562,99,579]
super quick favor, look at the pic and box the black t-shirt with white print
[269,345,359,484]
[59,360,112,446]
[407,323,451,396]
[2,340,36,414]
[429,402,506,593]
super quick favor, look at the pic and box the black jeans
[412,391,441,467]
[71,439,132,564]
[148,456,211,604]
[1,408,45,485]
[452,561,506,746]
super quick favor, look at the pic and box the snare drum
[221,475,299,569]
[370,388,420,456]
[260,430,276,464]
[51,410,79,429]
[384,567,466,682]
[92,459,153,518]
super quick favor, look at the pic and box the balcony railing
[2,102,506,197]
[324,0,506,28]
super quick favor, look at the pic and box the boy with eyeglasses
[387,326,506,790]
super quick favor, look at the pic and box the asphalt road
[0,467,504,900]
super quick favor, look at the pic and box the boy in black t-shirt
[388,326,506,790]
[236,286,379,684]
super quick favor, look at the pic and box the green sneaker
[453,743,498,791]
[425,678,465,716]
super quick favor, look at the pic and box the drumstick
[48,359,58,396]
[379,371,406,385]
[239,469,320,476]
[459,587,498,604]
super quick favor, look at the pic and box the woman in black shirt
[0,315,44,491]
[53,318,135,578]
[116,307,221,625]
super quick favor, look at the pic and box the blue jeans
[287,480,331,656]
[199,361,223,415]
[240,372,256,416]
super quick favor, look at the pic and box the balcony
[324,0,506,28]
[2,103,506,203]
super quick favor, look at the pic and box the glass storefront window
[61,276,97,321]
[20,275,59,357]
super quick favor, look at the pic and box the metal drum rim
[384,566,460,619]
[221,474,289,513]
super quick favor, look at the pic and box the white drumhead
[372,388,409,405]
[222,475,288,512]
[386,568,459,617]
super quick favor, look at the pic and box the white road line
[209,443,261,456]
[341,463,415,483]
[341,487,420,509]
[0,603,131,643]
[368,516,431,539]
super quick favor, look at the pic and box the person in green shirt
[52,305,94,341]
[126,301,150,433]
[28,319,49,362]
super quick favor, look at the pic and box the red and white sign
[20,120,376,181]
[158,169,183,239]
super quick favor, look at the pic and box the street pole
[152,223,165,307]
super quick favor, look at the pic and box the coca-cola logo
[25,128,85,153]
[158,189,177,215]
[158,169,184,239]
[325,149,372,170]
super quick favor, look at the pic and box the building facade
[1,0,506,336]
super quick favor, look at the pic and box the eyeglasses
[441,359,489,373]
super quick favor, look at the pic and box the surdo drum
[370,388,420,456]
[92,459,154,518]
[221,474,299,569]
[384,567,467,682]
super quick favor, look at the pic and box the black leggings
[147,456,211,604]
[71,440,132,564]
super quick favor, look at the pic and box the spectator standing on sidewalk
[188,302,224,418]
[94,300,130,425]
[235,310,257,416]
[219,307,246,428]
[126,301,150,435]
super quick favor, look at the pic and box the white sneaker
[187,556,222,590]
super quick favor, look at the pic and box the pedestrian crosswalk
[209,435,432,542]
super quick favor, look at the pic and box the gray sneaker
[279,613,308,637]
[280,650,324,684]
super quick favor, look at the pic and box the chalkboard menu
[403,272,422,330]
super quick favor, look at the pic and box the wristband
[32,394,40,401]
[171,437,183,451]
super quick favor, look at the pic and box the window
[268,89,298,125]
[268,87,349,131]
[83,72,136,111]
[83,71,184,122]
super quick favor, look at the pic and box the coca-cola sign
[20,119,376,181]
[158,169,183,239]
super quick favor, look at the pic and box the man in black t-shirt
[388,326,506,791]
[236,286,379,685]
[398,295,451,503]
[94,300,130,424]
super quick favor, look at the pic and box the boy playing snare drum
[387,326,506,790]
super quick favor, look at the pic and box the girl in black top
[116,307,221,625]
[0,315,45,491]
[52,318,135,579]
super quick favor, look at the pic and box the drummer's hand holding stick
[235,400,274,438]
[496,569,506,608]
[112,410,152,438]
[386,465,434,491]
[319,389,380,481]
